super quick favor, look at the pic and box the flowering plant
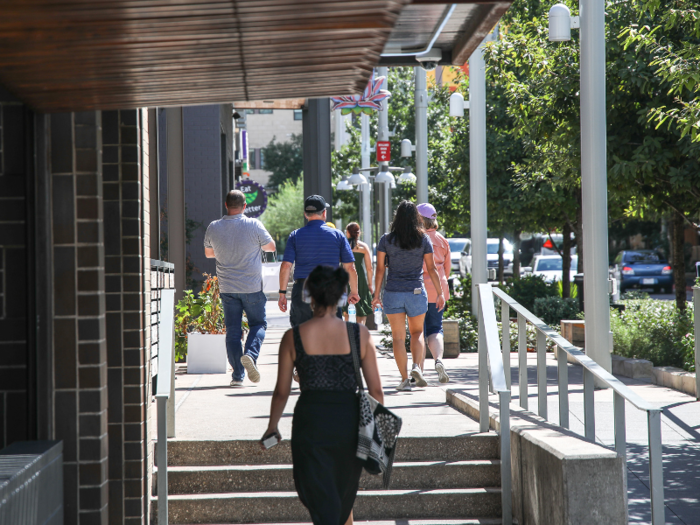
[174,274,248,361]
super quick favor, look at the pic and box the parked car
[447,237,469,274]
[612,250,672,294]
[459,238,514,278]
[525,254,578,283]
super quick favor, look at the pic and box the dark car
[612,250,673,294]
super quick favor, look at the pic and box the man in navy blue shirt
[278,195,359,326]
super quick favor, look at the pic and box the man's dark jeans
[221,291,267,381]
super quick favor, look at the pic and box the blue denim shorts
[424,302,444,337]
[382,288,428,317]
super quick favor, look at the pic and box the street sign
[377,141,391,162]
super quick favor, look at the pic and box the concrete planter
[187,333,227,374]
[612,354,697,397]
[426,319,460,359]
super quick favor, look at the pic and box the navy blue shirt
[377,233,433,292]
[283,220,355,280]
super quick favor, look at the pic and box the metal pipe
[478,304,489,433]
[157,398,168,525]
[580,0,613,374]
[469,43,488,316]
[613,392,626,460]
[518,314,528,410]
[499,390,513,525]
[502,302,511,389]
[360,113,372,247]
[381,4,456,57]
[647,409,666,524]
[557,346,569,428]
[583,368,595,441]
[694,286,699,399]
[536,330,547,420]
[415,67,429,204]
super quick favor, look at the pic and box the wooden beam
[233,99,306,109]
[451,2,512,65]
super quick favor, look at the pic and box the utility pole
[580,0,612,373]
[415,67,429,204]
[377,66,391,234]
[360,113,372,246]
[469,43,488,316]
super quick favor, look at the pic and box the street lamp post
[415,67,429,204]
[360,113,372,247]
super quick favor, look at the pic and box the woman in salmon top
[417,203,451,383]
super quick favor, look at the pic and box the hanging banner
[235,180,268,218]
[330,72,390,115]
[376,141,391,162]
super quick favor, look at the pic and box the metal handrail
[483,284,665,524]
[155,288,175,525]
[476,284,512,524]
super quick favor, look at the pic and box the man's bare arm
[205,247,215,258]
[262,240,276,252]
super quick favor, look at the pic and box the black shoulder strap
[346,322,364,392]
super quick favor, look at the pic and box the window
[249,149,257,170]
[244,109,256,115]
[259,109,273,114]
[259,149,265,170]
[293,109,303,121]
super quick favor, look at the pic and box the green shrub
[499,274,558,313]
[445,274,473,320]
[610,298,694,370]
[533,296,580,327]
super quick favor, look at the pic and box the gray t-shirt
[377,233,433,293]
[203,214,273,294]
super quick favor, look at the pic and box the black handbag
[346,322,402,489]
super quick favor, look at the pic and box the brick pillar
[49,111,109,525]
[103,109,149,525]
[0,101,30,449]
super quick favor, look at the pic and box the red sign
[376,141,391,162]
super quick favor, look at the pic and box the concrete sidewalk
[171,300,699,525]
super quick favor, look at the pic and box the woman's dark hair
[306,265,349,308]
[389,201,424,250]
[346,222,360,249]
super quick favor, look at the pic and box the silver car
[460,238,514,278]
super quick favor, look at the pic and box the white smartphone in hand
[262,433,278,450]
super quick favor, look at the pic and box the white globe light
[336,178,352,191]
[549,3,571,42]
[400,138,413,158]
[375,169,395,185]
[398,167,417,184]
[449,92,465,117]
[347,168,368,186]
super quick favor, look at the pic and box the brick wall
[0,101,30,449]
[102,109,150,525]
[49,111,110,525]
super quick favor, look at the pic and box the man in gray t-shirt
[204,190,276,386]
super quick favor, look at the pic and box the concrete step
[155,488,502,524]
[159,460,501,494]
[166,435,500,466]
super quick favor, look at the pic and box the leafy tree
[261,178,305,251]
[262,133,303,188]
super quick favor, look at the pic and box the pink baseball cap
[416,203,437,219]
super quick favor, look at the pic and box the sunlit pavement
[172,300,699,525]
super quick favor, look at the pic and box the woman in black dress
[262,265,384,525]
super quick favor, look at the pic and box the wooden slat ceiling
[0,0,511,112]
[0,0,408,111]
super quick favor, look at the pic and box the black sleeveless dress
[291,325,364,525]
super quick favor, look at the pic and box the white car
[447,238,469,274]
[459,238,514,278]
[526,254,578,283]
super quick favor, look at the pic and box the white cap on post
[548,3,571,42]
[400,138,413,158]
[449,92,465,117]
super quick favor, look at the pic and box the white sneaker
[411,364,428,387]
[396,378,412,391]
[230,380,244,387]
[435,359,449,384]
[240,354,261,383]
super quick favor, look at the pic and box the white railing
[478,283,666,524]
[476,285,512,524]
[694,286,699,400]
[155,288,175,525]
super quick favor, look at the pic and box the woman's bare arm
[359,325,384,403]
[264,329,295,442]
[424,253,445,310]
[360,242,374,293]
[372,251,386,308]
